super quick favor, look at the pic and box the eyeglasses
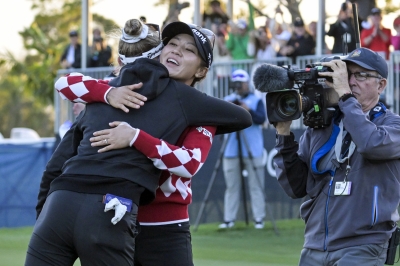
[146,23,161,41]
[187,23,215,49]
[348,71,382,81]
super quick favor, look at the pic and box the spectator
[391,16,400,110]
[248,26,277,114]
[278,17,315,65]
[326,2,357,55]
[139,16,146,23]
[219,69,267,230]
[61,103,85,136]
[360,7,391,59]
[391,16,400,51]
[247,26,277,60]
[54,102,86,152]
[212,22,232,94]
[213,22,230,58]
[203,0,229,28]
[274,47,400,265]
[60,30,82,69]
[269,6,292,50]
[308,21,331,54]
[88,28,112,67]
[225,0,255,60]
[307,21,317,40]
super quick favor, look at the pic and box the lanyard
[334,120,356,164]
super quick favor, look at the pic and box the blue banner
[0,140,54,228]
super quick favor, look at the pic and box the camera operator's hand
[275,121,292,136]
[319,60,352,98]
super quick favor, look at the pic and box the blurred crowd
[60,1,400,70]
[60,27,113,69]
[201,0,400,66]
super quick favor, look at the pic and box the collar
[368,102,387,121]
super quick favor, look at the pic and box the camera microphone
[253,64,294,93]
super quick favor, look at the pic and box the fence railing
[55,52,400,132]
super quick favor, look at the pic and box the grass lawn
[0,219,304,266]
[192,219,304,266]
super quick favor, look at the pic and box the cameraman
[219,69,267,229]
[273,47,400,265]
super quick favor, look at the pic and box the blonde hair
[118,19,160,58]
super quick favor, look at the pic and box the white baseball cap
[231,69,249,82]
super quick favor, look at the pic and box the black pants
[25,190,138,266]
[134,222,193,266]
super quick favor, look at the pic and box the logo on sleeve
[196,126,213,143]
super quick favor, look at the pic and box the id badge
[103,193,133,212]
[334,181,352,195]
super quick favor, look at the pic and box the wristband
[104,87,115,104]
[129,128,140,147]
[339,93,355,102]
[117,122,139,147]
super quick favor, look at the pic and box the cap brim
[162,22,207,63]
[342,58,376,72]
[162,22,192,45]
[231,78,249,82]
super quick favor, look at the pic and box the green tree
[0,0,118,137]
[0,54,54,137]
[20,0,117,104]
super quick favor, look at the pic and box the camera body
[266,56,343,128]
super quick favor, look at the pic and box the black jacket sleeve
[274,133,309,199]
[180,87,253,135]
[60,45,68,63]
[326,21,339,37]
[35,112,84,218]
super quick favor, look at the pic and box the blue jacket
[223,92,266,158]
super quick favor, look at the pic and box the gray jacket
[274,97,400,251]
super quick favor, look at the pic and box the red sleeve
[55,72,112,103]
[384,28,392,45]
[132,126,217,178]
[360,28,373,48]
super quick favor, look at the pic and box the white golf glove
[104,198,128,225]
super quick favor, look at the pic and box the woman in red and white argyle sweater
[55,72,217,265]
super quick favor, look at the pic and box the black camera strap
[385,227,400,265]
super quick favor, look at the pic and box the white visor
[118,42,163,64]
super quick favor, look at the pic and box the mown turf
[192,219,304,266]
[0,219,305,266]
